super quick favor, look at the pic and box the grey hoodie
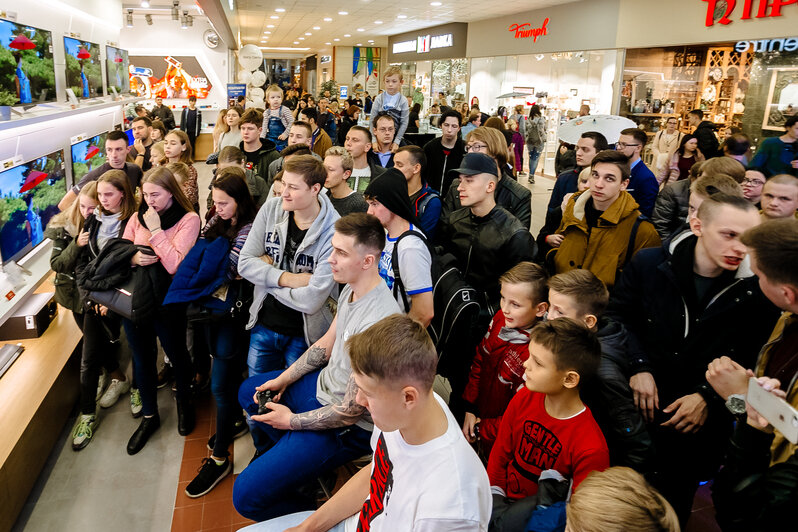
[239,193,340,344]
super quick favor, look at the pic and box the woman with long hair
[151,120,168,142]
[183,167,258,497]
[212,109,229,152]
[122,166,201,454]
[459,102,470,124]
[164,129,199,210]
[292,98,308,120]
[218,105,244,151]
[407,102,422,133]
[664,134,705,183]
[149,141,166,168]
[70,171,139,450]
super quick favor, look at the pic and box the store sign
[703,0,798,27]
[508,18,550,42]
[392,33,454,54]
[320,55,331,64]
[736,37,798,51]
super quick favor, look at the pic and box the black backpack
[391,230,481,361]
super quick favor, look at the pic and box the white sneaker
[98,378,131,408]
[95,371,107,401]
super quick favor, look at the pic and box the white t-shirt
[348,166,373,194]
[377,225,433,312]
[342,393,491,532]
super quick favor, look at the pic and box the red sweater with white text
[487,388,609,500]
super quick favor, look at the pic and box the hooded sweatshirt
[238,193,340,344]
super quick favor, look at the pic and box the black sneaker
[185,457,231,498]
[206,419,249,451]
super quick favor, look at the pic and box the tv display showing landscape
[0,150,66,264]
[63,36,102,99]
[0,18,56,104]
[71,132,107,185]
[106,45,129,95]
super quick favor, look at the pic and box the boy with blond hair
[261,84,294,152]
[369,66,410,153]
[324,146,367,217]
[462,262,549,456]
[760,174,798,221]
[487,318,609,531]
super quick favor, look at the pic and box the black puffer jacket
[45,226,84,314]
[441,168,532,229]
[436,205,535,315]
[651,179,690,240]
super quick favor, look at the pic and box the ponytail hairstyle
[141,166,194,213]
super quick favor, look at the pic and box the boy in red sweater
[462,262,548,456]
[487,318,609,531]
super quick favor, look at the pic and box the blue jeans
[239,511,348,531]
[235,371,372,521]
[528,144,544,175]
[247,324,307,376]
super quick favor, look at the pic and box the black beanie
[363,168,419,225]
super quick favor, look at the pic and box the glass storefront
[397,58,468,111]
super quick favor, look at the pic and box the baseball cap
[449,152,499,178]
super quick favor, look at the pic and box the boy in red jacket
[462,262,549,456]
[487,318,609,531]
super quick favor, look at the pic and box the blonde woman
[218,105,244,151]
[149,141,166,168]
[212,108,229,152]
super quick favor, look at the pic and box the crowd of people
[49,66,798,532]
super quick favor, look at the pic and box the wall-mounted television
[0,150,66,264]
[0,18,56,105]
[105,45,129,95]
[63,36,102,99]
[129,55,211,99]
[71,132,107,185]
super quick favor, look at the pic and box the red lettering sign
[703,0,798,27]
[508,18,549,42]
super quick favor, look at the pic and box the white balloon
[238,44,263,71]
[249,99,265,109]
[249,87,265,100]
[250,70,267,87]
[237,69,252,84]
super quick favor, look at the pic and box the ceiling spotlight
[368,39,374,43]
[323,17,332,22]
[275,8,285,12]
[264,31,271,34]
[172,1,179,20]
[338,11,348,15]
[298,37,304,40]
[325,42,331,45]
[397,14,407,19]
[126,9,134,27]
[305,32,312,35]
[430,1,442,5]
[333,38,340,41]
[344,34,351,37]
[270,15,279,19]
[374,20,383,24]
[293,41,299,44]
[145,14,153,25]
[141,0,150,7]
[313,26,320,30]
[356,43,362,46]
[186,14,193,27]
[267,24,274,28]
[357,28,364,31]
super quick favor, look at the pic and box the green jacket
[44,226,84,314]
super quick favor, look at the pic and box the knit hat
[363,168,419,224]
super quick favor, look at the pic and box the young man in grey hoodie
[239,155,340,376]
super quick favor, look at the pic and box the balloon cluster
[237,44,267,109]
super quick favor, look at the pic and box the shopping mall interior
[1,0,797,531]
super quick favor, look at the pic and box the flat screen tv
[106,45,129,95]
[63,36,102,99]
[0,18,56,105]
[129,55,211,99]
[0,150,66,264]
[71,132,107,185]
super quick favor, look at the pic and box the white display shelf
[0,96,138,133]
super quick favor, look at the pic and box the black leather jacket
[441,169,532,230]
[437,205,535,315]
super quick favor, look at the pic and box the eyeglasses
[742,178,766,186]
[465,143,488,152]
[376,127,395,133]
[615,142,641,149]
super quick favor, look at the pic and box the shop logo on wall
[392,33,453,54]
[417,35,431,53]
[703,0,797,27]
[508,18,549,42]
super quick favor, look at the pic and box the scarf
[137,200,188,232]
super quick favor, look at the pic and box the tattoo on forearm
[290,373,366,430]
[288,345,329,381]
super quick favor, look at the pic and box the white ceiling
[232,0,580,52]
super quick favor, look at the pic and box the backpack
[525,116,545,146]
[391,230,481,361]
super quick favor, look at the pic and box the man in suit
[616,128,659,217]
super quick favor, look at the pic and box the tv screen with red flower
[106,45,129,95]
[64,36,103,99]
[0,18,56,105]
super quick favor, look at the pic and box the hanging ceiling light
[172,1,180,21]
[181,11,188,29]
[145,14,153,25]
[186,14,193,27]
[126,9,134,27]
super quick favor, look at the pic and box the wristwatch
[725,393,746,416]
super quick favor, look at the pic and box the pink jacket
[123,211,200,274]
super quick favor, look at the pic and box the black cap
[449,152,498,178]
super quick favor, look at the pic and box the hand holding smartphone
[747,377,798,444]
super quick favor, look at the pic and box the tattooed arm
[289,373,366,430]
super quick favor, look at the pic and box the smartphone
[747,377,798,444]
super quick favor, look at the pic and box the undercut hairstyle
[591,150,631,181]
[348,314,437,391]
[566,467,680,532]
[142,166,194,213]
[689,109,704,119]
[290,120,313,137]
[132,116,152,128]
[283,154,327,188]
[97,169,137,219]
[700,156,745,182]
[620,127,648,147]
[724,133,751,156]
[529,317,601,387]
[325,146,354,172]
[240,108,264,128]
[581,131,609,152]
[383,65,402,80]
[396,145,426,172]
[281,144,312,158]
[548,270,609,319]
[348,125,372,142]
[697,192,757,224]
[691,174,743,199]
[334,212,385,254]
[500,261,549,305]
[107,130,129,144]
[439,109,462,126]
[299,107,318,123]
[468,110,481,124]
[766,173,798,190]
[741,218,798,288]
[219,145,246,165]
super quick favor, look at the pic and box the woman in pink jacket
[122,166,200,455]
